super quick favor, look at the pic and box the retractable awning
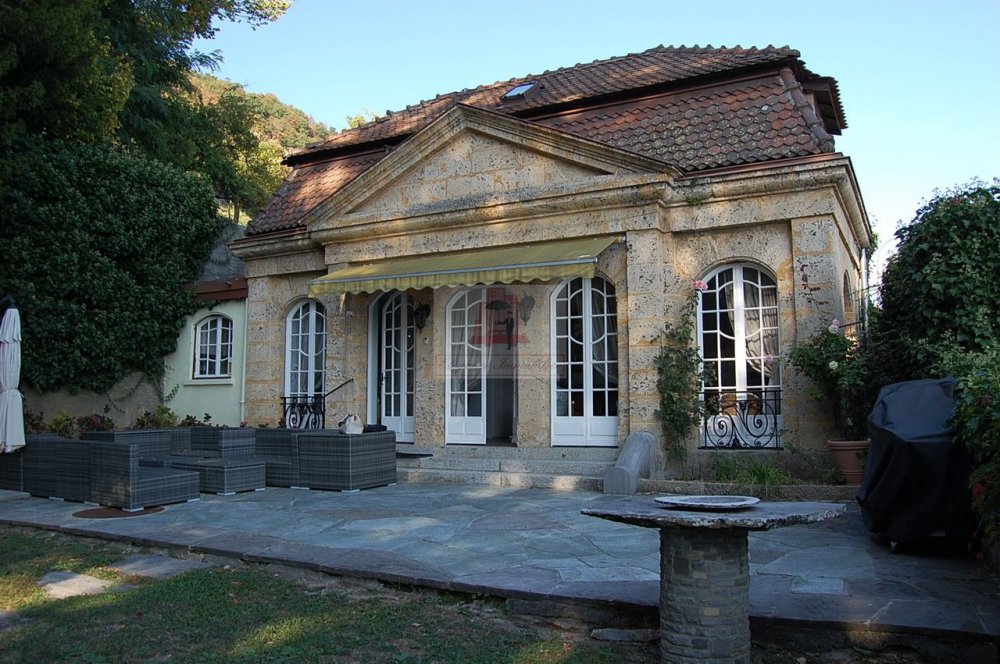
[308,236,617,296]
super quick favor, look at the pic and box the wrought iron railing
[281,379,354,430]
[281,395,326,430]
[699,389,782,449]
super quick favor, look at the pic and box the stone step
[397,455,610,476]
[394,443,616,491]
[397,444,620,462]
[396,467,603,492]
[498,458,610,475]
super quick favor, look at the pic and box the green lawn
[0,526,934,663]
[0,526,656,663]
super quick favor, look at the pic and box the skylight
[503,82,535,99]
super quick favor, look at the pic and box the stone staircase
[396,444,620,491]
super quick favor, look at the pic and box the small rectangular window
[503,82,535,99]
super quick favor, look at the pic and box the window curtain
[590,282,618,394]
[743,281,778,383]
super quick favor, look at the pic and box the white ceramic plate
[654,495,760,511]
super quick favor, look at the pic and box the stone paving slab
[109,554,212,580]
[0,483,997,645]
[38,570,118,599]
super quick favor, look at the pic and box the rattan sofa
[88,439,200,511]
[0,446,22,491]
[293,430,397,491]
[23,434,91,502]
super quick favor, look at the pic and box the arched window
[697,264,782,448]
[285,300,326,400]
[193,315,233,379]
[551,276,619,446]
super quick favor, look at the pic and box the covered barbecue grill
[857,377,975,549]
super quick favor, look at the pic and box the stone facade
[233,106,867,475]
[232,48,871,479]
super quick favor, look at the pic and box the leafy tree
[186,73,332,221]
[346,108,383,129]
[0,139,223,393]
[191,73,331,148]
[0,0,132,143]
[876,180,1000,381]
[0,0,296,393]
[102,0,290,159]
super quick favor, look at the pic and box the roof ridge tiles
[287,44,810,161]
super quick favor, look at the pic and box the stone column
[659,527,751,664]
[622,229,667,436]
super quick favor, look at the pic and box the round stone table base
[581,499,845,664]
[660,527,750,663]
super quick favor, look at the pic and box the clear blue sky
[195,0,999,272]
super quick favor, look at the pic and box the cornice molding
[672,155,872,249]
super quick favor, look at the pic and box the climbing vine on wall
[0,139,224,393]
[654,286,705,459]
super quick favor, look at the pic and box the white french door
[551,277,619,446]
[445,288,486,443]
[378,292,415,442]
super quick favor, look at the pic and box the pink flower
[763,354,774,365]
[828,318,841,334]
[692,280,708,291]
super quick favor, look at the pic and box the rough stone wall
[236,114,870,472]
[241,249,326,427]
[21,374,159,430]
[354,131,604,216]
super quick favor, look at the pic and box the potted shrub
[788,318,879,484]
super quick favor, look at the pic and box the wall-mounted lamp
[518,295,535,323]
[413,303,431,330]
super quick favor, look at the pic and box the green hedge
[0,139,223,392]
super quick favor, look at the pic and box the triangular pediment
[302,104,676,226]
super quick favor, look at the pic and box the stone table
[583,497,846,664]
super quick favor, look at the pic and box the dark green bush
[877,181,1000,381]
[933,346,1000,562]
[0,138,223,393]
[131,405,179,430]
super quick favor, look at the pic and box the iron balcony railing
[281,379,354,430]
[699,389,783,449]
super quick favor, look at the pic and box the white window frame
[550,276,619,446]
[193,314,233,379]
[696,263,782,448]
[284,300,326,399]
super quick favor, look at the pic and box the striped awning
[308,236,617,296]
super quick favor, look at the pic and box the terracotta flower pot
[827,439,870,485]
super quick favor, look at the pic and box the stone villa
[231,45,872,479]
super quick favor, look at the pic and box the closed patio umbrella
[0,300,24,453]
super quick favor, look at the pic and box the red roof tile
[247,45,844,236]
[542,77,825,171]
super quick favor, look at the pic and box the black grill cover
[856,377,975,543]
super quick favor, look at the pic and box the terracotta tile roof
[542,77,824,171]
[250,151,383,235]
[247,45,844,236]
[288,45,825,161]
